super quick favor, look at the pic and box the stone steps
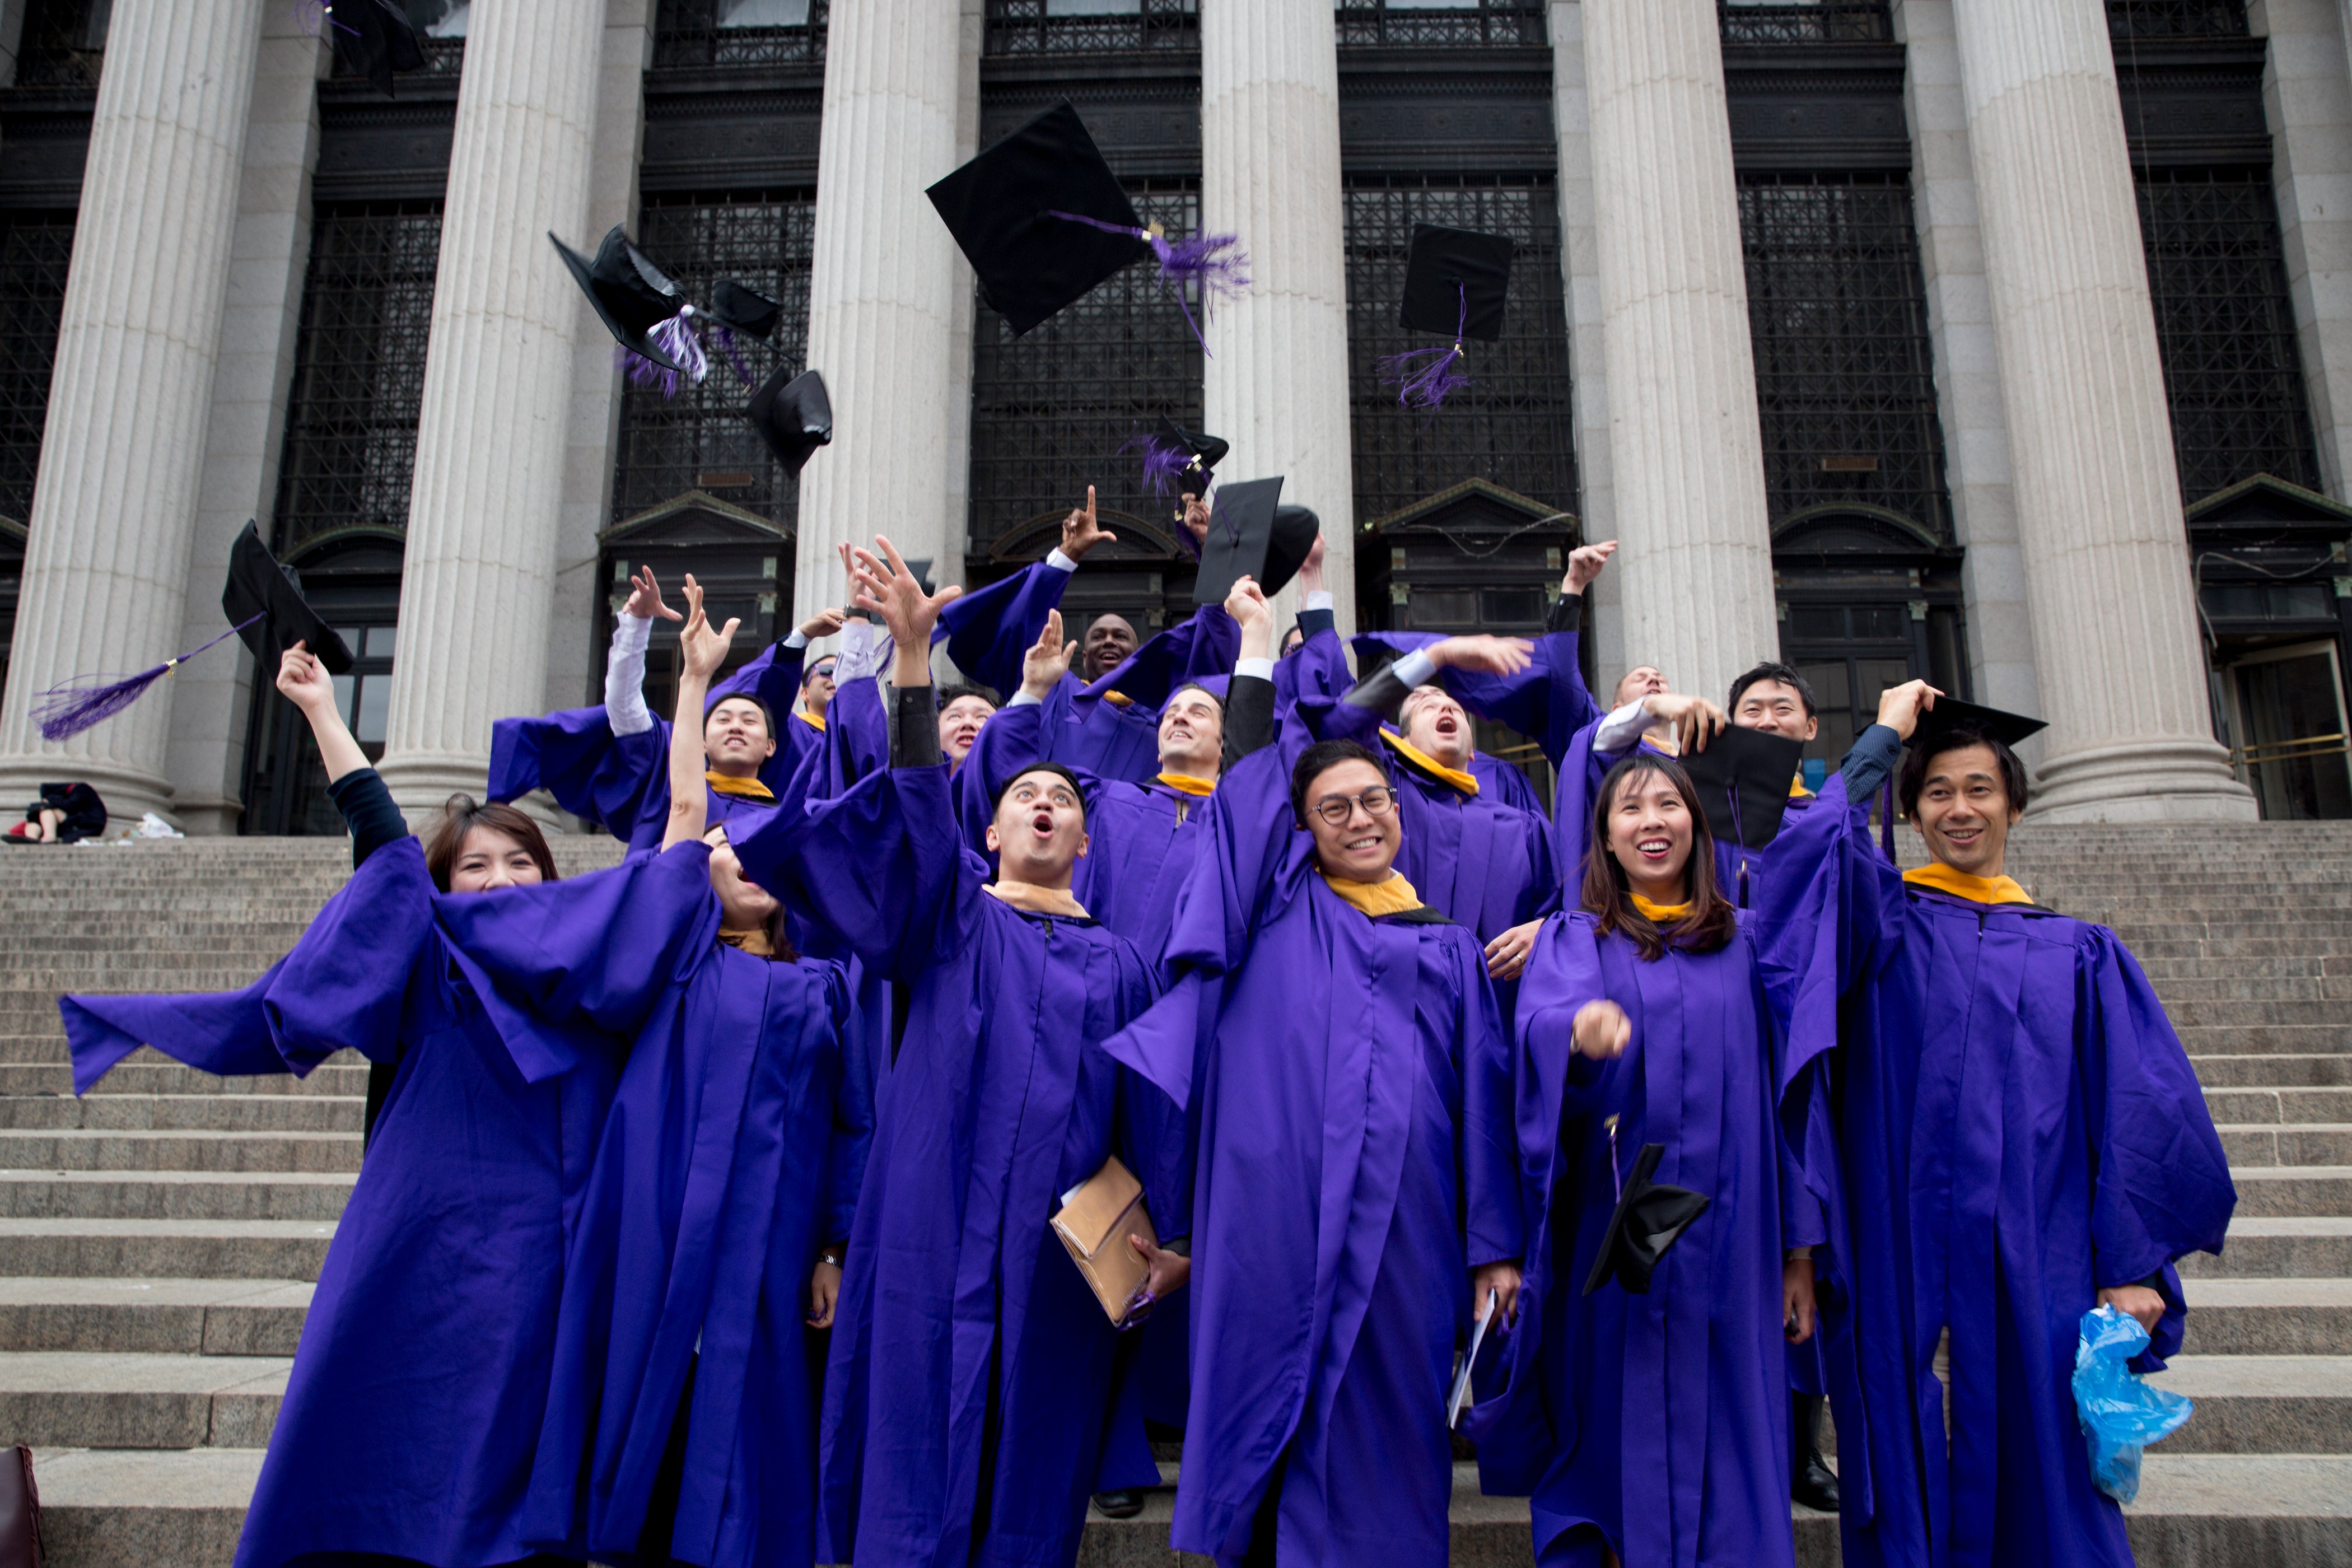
[2195,1055,2352,1088]
[0,1171,353,1221]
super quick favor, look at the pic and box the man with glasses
[1103,672,1527,1567]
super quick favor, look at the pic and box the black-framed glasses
[1310,786,1398,826]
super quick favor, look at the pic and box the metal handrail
[2232,732,2350,767]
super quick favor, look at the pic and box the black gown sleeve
[1545,592,1582,635]
[892,684,945,769]
[325,768,409,871]
[1222,673,1277,770]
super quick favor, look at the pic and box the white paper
[1448,1287,1499,1428]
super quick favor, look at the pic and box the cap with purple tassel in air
[31,522,353,743]
[554,228,783,401]
[1122,416,1229,559]
[1379,223,1516,414]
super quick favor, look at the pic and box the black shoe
[1093,1488,1147,1519]
[1793,1452,1840,1513]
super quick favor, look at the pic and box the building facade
[0,0,2347,831]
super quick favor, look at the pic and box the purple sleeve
[1458,930,1525,1269]
[1084,603,1242,710]
[821,671,889,798]
[1511,915,1611,1203]
[489,706,669,845]
[934,560,1074,697]
[60,837,438,1093]
[818,965,871,1248]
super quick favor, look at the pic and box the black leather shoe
[1793,1453,1841,1513]
[1093,1489,1147,1519]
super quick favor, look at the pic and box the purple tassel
[31,614,263,743]
[709,323,757,387]
[619,306,711,399]
[1378,283,1472,412]
[1044,211,1252,354]
[1122,429,1191,498]
[295,0,360,38]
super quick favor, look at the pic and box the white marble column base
[2029,739,2261,824]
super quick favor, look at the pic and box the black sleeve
[1838,724,1905,804]
[1546,592,1583,634]
[1222,674,1277,769]
[890,684,944,770]
[1345,663,1413,724]
[1293,606,1337,641]
[325,768,409,871]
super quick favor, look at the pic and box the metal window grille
[1343,178,1578,528]
[1718,1,1892,45]
[967,183,1206,556]
[0,212,74,529]
[652,0,829,67]
[1333,0,1545,48]
[11,0,108,86]
[326,1,468,80]
[984,0,1198,55]
[610,192,818,530]
[2136,167,2322,503]
[1738,172,1953,538]
[272,204,443,553]
[2106,1,2249,39]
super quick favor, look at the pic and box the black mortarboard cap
[1193,480,1322,604]
[1581,1143,1711,1297]
[1400,224,1514,341]
[745,366,833,473]
[710,279,781,339]
[902,558,937,596]
[926,100,1151,336]
[1159,416,1229,496]
[326,0,426,97]
[1678,723,1807,850]
[224,521,353,676]
[551,227,687,374]
[1911,697,2048,756]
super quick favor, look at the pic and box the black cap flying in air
[1677,724,1808,850]
[225,522,354,676]
[926,100,1152,336]
[550,226,689,374]
[744,366,833,474]
[323,0,426,97]
[709,280,781,340]
[1192,478,1320,605]
[1382,225,1515,412]
[1158,416,1228,497]
[1910,696,2049,756]
[1581,1143,1712,1297]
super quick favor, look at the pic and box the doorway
[2223,641,2352,820]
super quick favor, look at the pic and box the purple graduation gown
[59,841,715,1568]
[1749,788,2237,1568]
[731,760,1186,1568]
[487,637,810,848]
[936,559,1240,783]
[435,842,868,1568]
[1102,744,1522,1567]
[1466,911,1820,1568]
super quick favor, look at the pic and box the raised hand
[678,575,740,683]
[1565,539,1617,595]
[1298,531,1327,594]
[623,565,685,623]
[1062,485,1116,562]
[848,534,962,651]
[799,606,847,641]
[1023,608,1077,699]
[1874,678,1943,742]
[1429,633,1536,677]
[274,642,336,715]
[1178,491,1211,550]
[1572,998,1631,1061]
[1646,692,1728,753]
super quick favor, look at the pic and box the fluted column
[1583,0,1777,706]
[1950,0,2253,820]
[374,0,604,816]
[792,0,965,618]
[0,0,267,824]
[1200,0,1356,632]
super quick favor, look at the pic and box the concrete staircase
[0,825,2344,1566]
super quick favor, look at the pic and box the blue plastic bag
[2071,1305,2195,1503]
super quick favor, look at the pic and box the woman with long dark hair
[59,643,716,1568]
[1466,750,1832,1568]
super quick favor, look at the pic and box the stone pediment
[1771,503,1957,567]
[1361,477,1575,540]
[2186,473,2352,540]
[600,490,796,548]
[991,507,1191,564]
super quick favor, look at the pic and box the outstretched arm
[279,643,406,871]
[607,566,685,738]
[662,576,740,850]
[1222,575,1277,767]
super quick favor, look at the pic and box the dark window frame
[1718,1,1893,45]
[2106,0,2250,40]
[983,0,1198,56]
[1333,0,1546,49]
[652,0,830,68]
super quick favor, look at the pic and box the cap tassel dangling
[706,321,757,388]
[1378,283,1473,412]
[31,614,265,744]
[617,303,710,400]
[1043,212,1251,354]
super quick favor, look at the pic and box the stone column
[374,0,606,816]
[792,0,965,620]
[2258,0,2352,499]
[1894,0,2041,716]
[1950,0,2254,820]
[1200,0,1356,633]
[1582,0,1778,708]
[0,0,268,824]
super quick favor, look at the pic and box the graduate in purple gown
[1466,750,1831,1568]
[496,576,870,1568]
[1102,725,1524,1568]
[487,562,847,846]
[62,642,715,1568]
[935,488,1239,783]
[733,537,1192,1568]
[1750,684,2237,1568]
